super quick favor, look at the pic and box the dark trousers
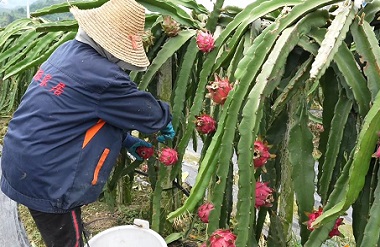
[28,207,84,247]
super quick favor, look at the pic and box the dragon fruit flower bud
[206,74,233,105]
[197,202,215,223]
[209,229,236,247]
[255,182,274,208]
[253,139,276,168]
[195,114,217,134]
[196,30,215,53]
[136,146,155,160]
[306,207,344,238]
[158,147,178,166]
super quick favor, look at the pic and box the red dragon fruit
[328,218,344,237]
[196,30,215,53]
[373,145,380,158]
[197,202,215,223]
[255,182,274,208]
[253,139,275,168]
[142,29,155,52]
[307,207,344,238]
[136,146,155,160]
[195,114,217,134]
[158,147,178,166]
[206,74,233,105]
[209,229,236,247]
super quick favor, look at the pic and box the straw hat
[70,0,149,67]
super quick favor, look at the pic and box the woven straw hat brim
[70,0,149,67]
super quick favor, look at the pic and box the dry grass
[18,205,44,247]
[18,185,152,247]
[19,202,120,247]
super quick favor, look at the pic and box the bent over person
[0,0,175,246]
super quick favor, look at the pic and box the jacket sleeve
[97,73,172,134]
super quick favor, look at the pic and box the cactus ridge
[319,90,353,202]
[350,16,380,101]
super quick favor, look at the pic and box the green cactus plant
[2,0,380,246]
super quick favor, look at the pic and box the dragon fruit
[136,146,155,160]
[209,229,236,247]
[373,145,380,158]
[158,147,178,166]
[200,243,207,247]
[161,16,181,37]
[253,139,275,168]
[197,202,215,223]
[255,182,274,208]
[142,29,155,52]
[307,207,344,238]
[196,30,215,53]
[195,114,217,134]
[329,218,344,237]
[206,74,233,105]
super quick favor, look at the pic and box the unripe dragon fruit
[197,202,215,223]
[306,207,344,238]
[209,229,236,247]
[136,146,155,160]
[196,30,215,53]
[255,182,274,208]
[161,16,181,37]
[158,147,178,166]
[253,139,275,168]
[142,29,155,52]
[206,74,233,105]
[196,114,216,134]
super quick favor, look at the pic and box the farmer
[0,0,175,246]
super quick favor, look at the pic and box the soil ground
[18,180,201,247]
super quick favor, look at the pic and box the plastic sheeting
[0,146,31,247]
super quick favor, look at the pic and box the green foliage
[2,0,380,246]
[0,0,77,27]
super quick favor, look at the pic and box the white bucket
[86,219,167,247]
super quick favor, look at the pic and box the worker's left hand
[124,135,152,161]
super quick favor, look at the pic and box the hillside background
[0,0,79,27]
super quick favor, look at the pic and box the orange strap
[128,35,138,50]
[91,148,110,185]
[82,120,106,149]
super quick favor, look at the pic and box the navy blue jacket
[0,40,171,213]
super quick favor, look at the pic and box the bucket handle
[133,219,150,229]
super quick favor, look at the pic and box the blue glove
[157,122,175,143]
[124,134,152,161]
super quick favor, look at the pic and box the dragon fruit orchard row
[152,19,348,245]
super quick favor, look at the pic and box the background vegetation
[0,0,76,27]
